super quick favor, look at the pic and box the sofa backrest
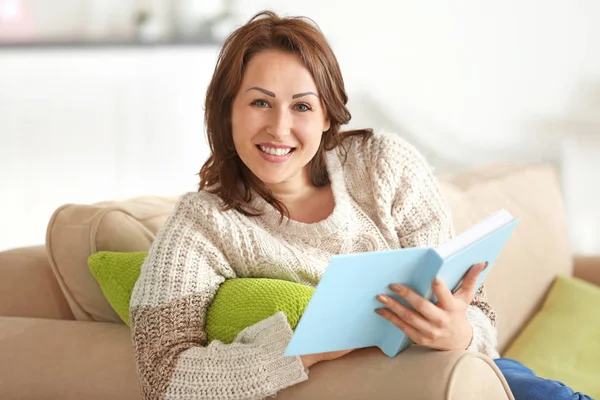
[439,163,573,352]
[44,163,573,354]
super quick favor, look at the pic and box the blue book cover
[284,210,520,358]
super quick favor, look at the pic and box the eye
[251,99,270,108]
[294,103,312,112]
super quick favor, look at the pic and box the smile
[255,145,296,163]
[257,145,295,156]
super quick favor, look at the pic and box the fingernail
[377,295,389,304]
[390,284,402,292]
[375,308,385,315]
[433,277,441,285]
[482,262,489,270]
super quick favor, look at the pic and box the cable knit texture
[130,131,499,400]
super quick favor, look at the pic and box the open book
[284,210,519,358]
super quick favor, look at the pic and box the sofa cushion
[503,275,600,398]
[438,164,573,352]
[46,196,178,322]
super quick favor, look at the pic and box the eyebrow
[247,87,276,97]
[246,87,319,99]
[292,91,319,99]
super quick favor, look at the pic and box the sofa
[1,162,599,400]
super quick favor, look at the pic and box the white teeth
[259,145,292,156]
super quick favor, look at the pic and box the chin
[249,163,297,185]
[252,172,287,186]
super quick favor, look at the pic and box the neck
[251,149,350,233]
[267,167,318,207]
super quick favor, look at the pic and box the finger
[388,284,446,325]
[455,262,487,302]
[375,308,430,345]
[321,348,354,361]
[431,277,455,310]
[377,295,436,332]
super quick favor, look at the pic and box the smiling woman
[128,10,502,400]
[231,50,330,192]
[199,12,372,219]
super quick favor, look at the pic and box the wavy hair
[199,10,372,217]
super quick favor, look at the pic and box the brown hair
[199,10,372,217]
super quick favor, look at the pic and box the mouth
[256,145,296,156]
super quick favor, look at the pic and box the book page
[436,209,515,259]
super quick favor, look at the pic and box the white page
[436,209,515,259]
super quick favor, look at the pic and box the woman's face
[231,49,330,189]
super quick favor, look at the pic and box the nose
[267,107,292,140]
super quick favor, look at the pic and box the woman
[130,11,591,400]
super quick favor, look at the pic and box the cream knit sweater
[130,131,499,400]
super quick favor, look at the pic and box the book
[284,209,519,358]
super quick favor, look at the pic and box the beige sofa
[1,163,599,400]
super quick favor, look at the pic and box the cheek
[294,118,325,149]
[232,107,259,144]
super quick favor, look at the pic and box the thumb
[455,262,487,302]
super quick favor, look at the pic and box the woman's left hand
[375,262,488,351]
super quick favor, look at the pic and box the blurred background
[1,0,599,253]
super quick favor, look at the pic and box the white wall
[239,0,600,167]
[247,0,600,254]
[2,0,600,252]
[0,48,220,250]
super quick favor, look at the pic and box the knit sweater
[130,131,499,400]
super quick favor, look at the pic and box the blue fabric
[495,358,594,400]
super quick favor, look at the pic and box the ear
[323,115,331,133]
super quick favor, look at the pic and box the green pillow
[88,251,146,325]
[503,275,600,398]
[87,251,315,343]
[206,278,314,343]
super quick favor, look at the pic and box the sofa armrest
[0,246,74,320]
[0,317,140,400]
[0,317,512,400]
[573,255,600,288]
[280,346,513,400]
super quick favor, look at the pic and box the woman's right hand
[300,348,355,368]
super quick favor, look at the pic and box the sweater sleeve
[129,193,308,400]
[376,133,499,359]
